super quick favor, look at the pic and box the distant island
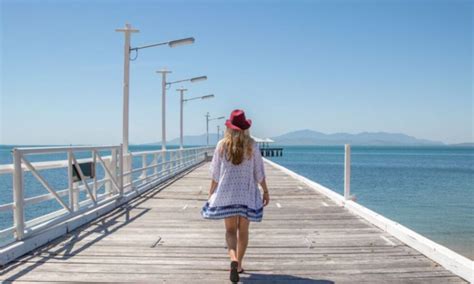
[145,129,459,146]
[450,142,474,147]
[270,129,444,146]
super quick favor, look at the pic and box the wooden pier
[260,147,284,157]
[0,161,468,283]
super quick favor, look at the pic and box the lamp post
[217,125,220,143]
[177,88,214,149]
[115,24,138,154]
[157,73,207,150]
[206,113,225,146]
[116,23,194,153]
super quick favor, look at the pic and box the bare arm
[259,178,269,193]
[208,180,218,199]
[260,178,270,206]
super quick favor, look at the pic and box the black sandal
[230,261,239,283]
[238,268,245,274]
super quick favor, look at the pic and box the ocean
[266,146,474,260]
[0,145,473,259]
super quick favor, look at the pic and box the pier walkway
[0,161,468,283]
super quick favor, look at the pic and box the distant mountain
[450,142,474,147]
[270,129,444,146]
[145,129,445,146]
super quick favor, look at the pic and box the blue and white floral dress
[201,141,266,222]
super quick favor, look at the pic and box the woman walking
[201,109,270,283]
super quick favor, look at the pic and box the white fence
[0,145,214,248]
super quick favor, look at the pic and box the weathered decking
[0,162,467,283]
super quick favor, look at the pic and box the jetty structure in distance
[0,24,472,283]
[252,136,284,157]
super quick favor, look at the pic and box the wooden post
[141,154,147,184]
[162,151,166,177]
[67,151,74,210]
[119,145,124,197]
[169,151,174,175]
[344,144,351,200]
[72,182,79,211]
[106,149,117,196]
[93,151,97,200]
[12,149,25,240]
[123,153,131,189]
[153,153,159,176]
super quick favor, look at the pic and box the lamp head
[201,94,214,100]
[168,37,195,48]
[190,76,207,83]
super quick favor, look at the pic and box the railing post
[67,150,74,210]
[119,145,124,197]
[176,151,180,170]
[67,150,80,211]
[344,144,351,200]
[73,182,79,211]
[141,154,147,184]
[153,153,158,176]
[105,149,117,196]
[167,151,171,175]
[123,152,131,189]
[162,151,166,178]
[12,149,25,240]
[93,150,97,200]
[169,151,174,175]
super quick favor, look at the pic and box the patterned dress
[201,141,266,222]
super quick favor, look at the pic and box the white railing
[0,145,214,248]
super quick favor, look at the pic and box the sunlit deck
[0,161,467,283]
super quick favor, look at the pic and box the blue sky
[1,0,472,145]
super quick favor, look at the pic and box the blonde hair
[220,128,253,165]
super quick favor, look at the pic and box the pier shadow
[240,273,335,283]
[1,164,203,281]
[1,203,150,281]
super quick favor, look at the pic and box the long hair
[220,128,253,165]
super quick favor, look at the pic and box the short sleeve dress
[201,141,266,222]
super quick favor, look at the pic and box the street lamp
[168,38,195,48]
[157,71,207,150]
[177,89,214,149]
[205,113,225,146]
[115,23,194,153]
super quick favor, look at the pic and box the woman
[201,109,270,283]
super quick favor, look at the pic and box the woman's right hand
[262,191,270,207]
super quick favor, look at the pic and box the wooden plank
[0,162,467,283]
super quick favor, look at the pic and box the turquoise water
[1,145,473,259]
[267,146,474,259]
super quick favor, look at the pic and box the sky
[1,0,472,145]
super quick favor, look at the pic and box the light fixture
[201,94,214,100]
[190,76,207,83]
[168,37,195,48]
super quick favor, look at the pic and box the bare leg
[237,216,250,271]
[224,216,239,262]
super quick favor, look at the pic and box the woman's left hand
[208,180,218,200]
[263,191,270,207]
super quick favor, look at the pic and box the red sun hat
[225,109,252,131]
